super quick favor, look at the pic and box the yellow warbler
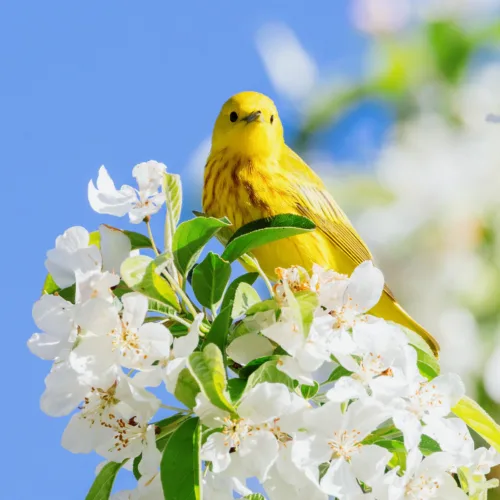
[203,91,439,355]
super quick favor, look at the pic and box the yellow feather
[203,91,440,356]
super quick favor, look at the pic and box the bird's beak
[243,110,263,123]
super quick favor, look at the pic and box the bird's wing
[282,145,396,301]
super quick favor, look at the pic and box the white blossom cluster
[29,162,500,499]
[211,263,500,499]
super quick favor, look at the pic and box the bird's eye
[270,114,274,124]
[230,111,238,123]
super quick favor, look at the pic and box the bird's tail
[370,290,440,356]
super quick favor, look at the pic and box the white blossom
[28,294,76,361]
[88,162,166,224]
[72,269,120,335]
[261,309,335,385]
[327,321,419,404]
[293,399,391,498]
[264,445,328,500]
[45,226,101,288]
[200,382,308,481]
[459,446,500,497]
[99,224,133,275]
[376,449,468,500]
[61,373,159,460]
[392,373,465,450]
[203,471,252,500]
[133,313,203,393]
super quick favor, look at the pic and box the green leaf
[161,417,201,500]
[281,285,318,337]
[244,495,266,500]
[164,174,183,226]
[133,414,190,480]
[121,255,180,310]
[417,361,438,381]
[173,216,231,276]
[132,454,142,481]
[122,229,153,249]
[362,425,402,445]
[246,298,279,316]
[85,461,123,500]
[400,325,440,379]
[232,283,261,318]
[244,360,297,395]
[203,272,259,354]
[227,378,247,404]
[187,344,235,414]
[453,396,500,452]
[203,305,233,360]
[175,368,200,409]
[163,173,183,252]
[42,274,59,295]
[148,299,177,316]
[419,434,441,456]
[373,439,407,471]
[191,252,231,308]
[238,355,282,379]
[295,290,319,335]
[221,273,259,311]
[427,21,471,84]
[300,381,320,399]
[112,281,133,299]
[324,365,353,384]
[221,214,315,262]
[154,413,191,433]
[58,284,76,303]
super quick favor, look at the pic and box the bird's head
[211,91,284,158]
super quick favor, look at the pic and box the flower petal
[201,432,231,473]
[121,292,149,330]
[320,458,361,497]
[236,430,279,480]
[173,313,202,358]
[238,382,292,422]
[350,444,392,487]
[88,166,136,217]
[346,261,384,313]
[99,225,132,275]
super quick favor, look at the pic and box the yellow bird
[203,91,439,355]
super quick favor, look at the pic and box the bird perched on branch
[203,91,439,355]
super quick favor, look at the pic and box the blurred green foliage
[295,20,500,149]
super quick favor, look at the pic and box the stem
[161,269,199,318]
[252,257,274,297]
[160,403,192,414]
[162,310,209,334]
[162,312,192,329]
[146,219,160,256]
[211,305,217,320]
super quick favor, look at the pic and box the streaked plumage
[203,91,439,355]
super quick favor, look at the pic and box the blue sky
[1,1,371,497]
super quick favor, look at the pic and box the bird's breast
[202,151,343,278]
[202,152,286,228]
